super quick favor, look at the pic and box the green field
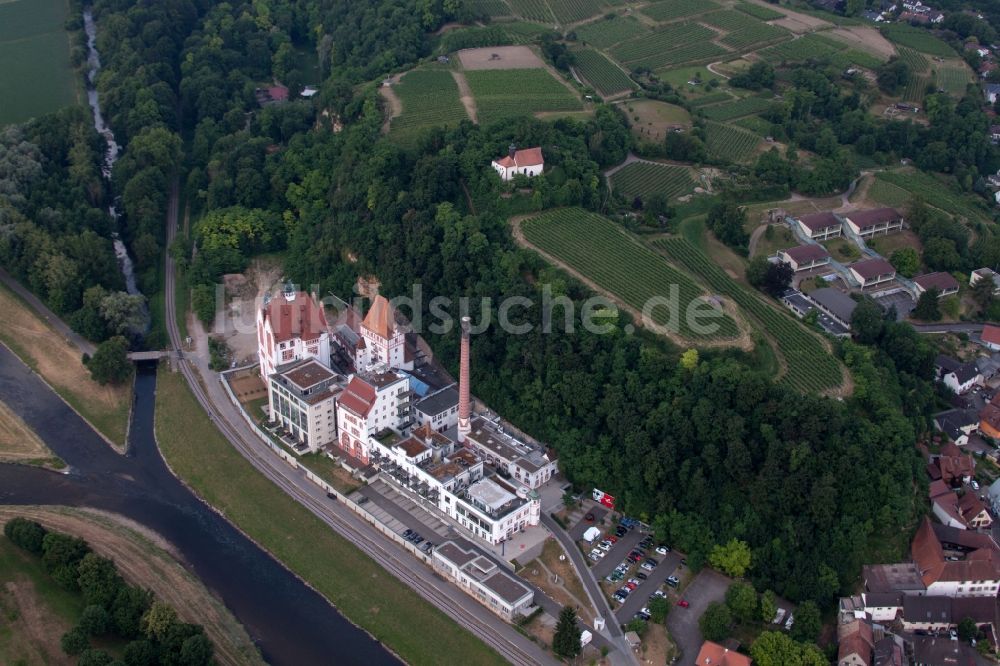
[574,49,635,95]
[699,9,754,32]
[705,121,760,162]
[700,96,774,121]
[688,92,734,108]
[471,0,512,16]
[734,2,783,20]
[877,170,991,223]
[390,69,469,138]
[154,367,507,666]
[506,0,553,22]
[522,208,740,339]
[0,0,77,125]
[758,32,845,63]
[866,177,911,208]
[610,162,697,200]
[611,22,717,64]
[465,69,582,125]
[547,0,605,23]
[734,114,772,136]
[896,46,929,72]
[574,15,647,48]
[441,23,550,50]
[881,23,954,57]
[720,22,789,51]
[937,66,972,96]
[654,237,844,393]
[641,0,719,22]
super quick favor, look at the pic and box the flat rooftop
[434,538,533,605]
[279,359,337,390]
[863,563,925,594]
[415,386,458,416]
[467,478,517,512]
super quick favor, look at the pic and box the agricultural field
[881,23,954,57]
[758,32,844,63]
[937,66,972,96]
[641,0,719,23]
[471,0,512,16]
[651,42,730,70]
[548,0,605,24]
[699,9,753,32]
[720,22,789,51]
[704,121,761,162]
[505,0,553,22]
[901,73,931,103]
[0,0,78,125]
[734,114,773,136]
[574,15,647,48]
[389,70,469,138]
[655,237,843,393]
[611,22,716,65]
[896,46,929,72]
[609,162,698,200]
[622,100,692,142]
[688,92,734,108]
[574,49,635,96]
[700,96,775,121]
[877,170,992,224]
[521,209,740,340]
[735,2,784,20]
[441,23,551,50]
[866,177,911,208]
[465,69,583,125]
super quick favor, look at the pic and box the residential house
[983,62,999,80]
[254,84,289,106]
[929,10,944,22]
[911,635,979,665]
[850,258,897,290]
[462,416,558,490]
[984,83,1000,104]
[256,288,331,379]
[902,595,997,633]
[431,538,534,620]
[863,592,903,622]
[970,268,1000,295]
[872,636,903,666]
[355,295,414,372]
[958,493,992,529]
[911,517,1000,597]
[335,369,411,463]
[491,145,544,181]
[863,562,926,595]
[935,355,982,394]
[781,289,816,318]
[808,288,858,329]
[933,408,980,445]
[982,324,1000,352]
[843,208,904,238]
[928,441,976,485]
[779,244,831,272]
[976,355,1000,381]
[413,385,459,433]
[267,359,345,453]
[913,272,959,298]
[694,641,752,666]
[979,398,1000,440]
[796,211,843,241]
[838,619,874,666]
[930,480,992,529]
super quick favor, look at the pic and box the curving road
[163,179,556,666]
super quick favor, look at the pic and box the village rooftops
[414,386,458,417]
[781,244,830,263]
[912,517,1000,586]
[466,416,549,469]
[984,324,1000,348]
[797,211,842,232]
[278,358,337,391]
[362,295,400,340]
[846,207,901,229]
[809,288,858,325]
[694,641,752,666]
[262,291,328,343]
[851,257,896,280]
[493,147,543,169]
[914,272,960,293]
[863,562,925,594]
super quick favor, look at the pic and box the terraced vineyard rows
[465,69,582,125]
[700,96,774,121]
[390,70,469,138]
[574,49,635,96]
[654,237,843,392]
[878,170,991,223]
[609,162,697,200]
[547,0,605,24]
[611,22,716,63]
[901,73,931,103]
[648,42,729,70]
[705,121,760,162]
[699,9,753,32]
[575,15,646,48]
[506,0,553,22]
[641,0,719,22]
[521,209,740,339]
[758,33,844,62]
[882,23,954,56]
[721,22,789,51]
[735,1,783,20]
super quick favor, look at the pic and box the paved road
[913,323,986,334]
[0,266,96,356]
[163,179,557,666]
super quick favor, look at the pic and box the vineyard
[734,1,783,20]
[609,162,697,200]
[440,24,548,50]
[648,42,729,70]
[878,170,991,223]
[734,115,772,136]
[704,121,760,162]
[896,46,928,72]
[937,66,972,96]
[700,96,775,121]
[758,33,844,63]
[866,177,911,208]
[470,0,511,16]
[654,237,844,393]
[881,23,954,57]
[699,9,755,32]
[574,49,635,96]
[389,70,469,138]
[547,0,605,24]
[465,69,582,125]
[521,209,740,339]
[641,0,719,23]
[720,22,789,51]
[574,15,647,48]
[688,92,734,108]
[611,22,716,64]
[505,0,553,22]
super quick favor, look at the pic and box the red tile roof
[912,516,1000,586]
[797,211,841,232]
[838,621,874,665]
[958,492,989,523]
[851,258,896,280]
[981,403,1000,432]
[363,295,397,340]
[914,272,959,292]
[694,641,752,666]
[983,325,1000,346]
[338,375,377,418]
[847,208,902,229]
[263,292,328,344]
[494,147,543,169]
[782,244,830,264]
[937,441,975,483]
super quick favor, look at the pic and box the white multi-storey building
[257,288,330,379]
[335,369,411,464]
[356,295,413,371]
[267,359,344,453]
[431,539,534,620]
[463,417,557,490]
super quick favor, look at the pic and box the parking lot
[665,569,731,665]
[355,478,452,544]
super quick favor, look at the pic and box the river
[0,346,401,666]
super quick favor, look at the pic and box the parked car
[403,529,413,539]
[613,592,627,603]
[326,492,338,501]
[640,606,651,616]
[615,527,627,537]
[641,561,656,571]
[635,611,651,622]
[627,578,641,586]
[772,608,786,625]
[636,572,648,580]
[971,480,980,491]
[666,576,680,588]
[650,590,666,599]
[625,582,638,591]
[784,614,794,631]
[617,587,630,597]
[607,535,619,543]
[585,513,595,522]
[598,540,612,551]
[655,545,669,555]
[413,536,424,545]
[677,599,690,608]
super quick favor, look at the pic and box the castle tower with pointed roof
[357,295,413,371]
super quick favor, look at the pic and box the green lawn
[154,367,506,666]
[0,0,78,125]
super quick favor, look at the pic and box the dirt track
[0,507,264,666]
[451,71,478,123]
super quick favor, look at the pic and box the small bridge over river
[127,350,177,362]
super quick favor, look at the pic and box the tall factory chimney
[458,316,471,443]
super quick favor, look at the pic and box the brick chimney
[458,316,471,443]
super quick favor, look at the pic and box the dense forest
[5,0,989,609]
